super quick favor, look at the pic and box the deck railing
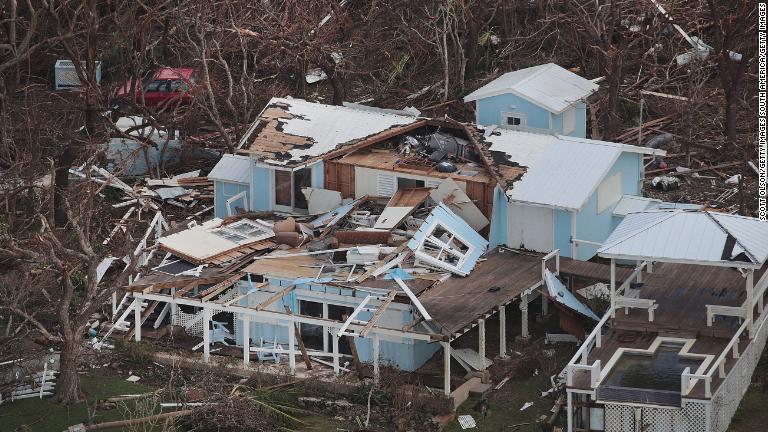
[565,311,610,387]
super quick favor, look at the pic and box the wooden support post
[610,259,616,318]
[442,341,451,396]
[242,314,250,369]
[288,320,296,375]
[341,314,364,379]
[478,319,486,370]
[332,334,340,375]
[647,261,654,273]
[203,307,211,363]
[499,305,507,358]
[112,292,118,317]
[373,334,380,383]
[637,260,643,284]
[170,289,178,325]
[747,270,755,338]
[567,391,573,432]
[542,294,549,316]
[134,296,142,342]
[284,306,312,370]
[520,295,529,339]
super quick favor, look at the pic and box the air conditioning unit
[54,59,101,90]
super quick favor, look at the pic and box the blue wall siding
[489,185,509,248]
[573,102,587,138]
[476,93,551,130]
[574,152,642,260]
[251,163,272,211]
[233,277,431,371]
[311,161,324,188]
[214,180,250,218]
[554,209,572,258]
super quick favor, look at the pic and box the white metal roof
[463,63,600,114]
[244,97,419,166]
[598,210,768,268]
[208,154,251,184]
[613,195,661,217]
[483,129,664,210]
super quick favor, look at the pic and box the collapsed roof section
[237,97,420,167]
[482,128,665,210]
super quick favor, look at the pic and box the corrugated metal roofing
[613,195,661,217]
[482,129,663,210]
[544,270,599,320]
[598,210,768,267]
[241,97,419,166]
[463,63,600,113]
[208,154,250,184]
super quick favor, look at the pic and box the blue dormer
[463,63,598,138]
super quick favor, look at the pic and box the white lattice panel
[176,309,204,337]
[710,316,768,432]
[605,403,635,432]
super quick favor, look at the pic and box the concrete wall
[214,180,250,219]
[573,152,642,260]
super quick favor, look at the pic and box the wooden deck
[558,257,632,283]
[612,263,756,337]
[418,250,543,336]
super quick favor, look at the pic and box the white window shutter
[377,173,396,197]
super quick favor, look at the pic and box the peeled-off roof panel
[709,212,768,264]
[246,98,418,166]
[208,154,251,184]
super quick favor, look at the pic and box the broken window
[397,177,425,189]
[292,167,312,210]
[299,300,324,351]
[413,221,476,274]
[229,220,268,237]
[212,229,248,242]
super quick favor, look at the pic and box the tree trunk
[604,55,623,140]
[464,12,479,82]
[55,333,84,404]
[723,87,738,147]
[53,142,73,226]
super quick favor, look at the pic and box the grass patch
[444,372,554,431]
[0,370,148,432]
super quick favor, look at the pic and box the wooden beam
[360,291,397,337]
[342,314,365,380]
[256,285,296,311]
[319,121,428,162]
[125,275,229,292]
[199,273,244,301]
[174,280,201,299]
[222,282,268,306]
[285,305,312,370]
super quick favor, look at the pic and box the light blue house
[481,129,660,260]
[463,63,599,138]
[207,154,251,218]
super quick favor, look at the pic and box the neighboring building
[463,63,599,138]
[207,154,251,217]
[105,116,181,176]
[564,210,768,432]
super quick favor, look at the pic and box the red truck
[116,67,197,108]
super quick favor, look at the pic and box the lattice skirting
[175,309,204,337]
[711,315,768,432]
[604,401,708,432]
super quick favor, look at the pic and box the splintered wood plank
[256,284,297,311]
[360,291,397,337]
[199,273,245,301]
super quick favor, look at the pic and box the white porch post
[610,259,616,318]
[242,314,250,369]
[203,307,211,363]
[134,295,142,342]
[499,305,508,358]
[332,333,340,375]
[566,391,573,432]
[636,260,643,284]
[288,320,296,375]
[747,270,755,338]
[170,288,178,325]
[442,341,451,396]
[520,294,529,339]
[372,334,380,383]
[647,260,654,273]
[478,319,486,370]
[112,292,117,317]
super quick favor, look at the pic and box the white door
[507,203,554,252]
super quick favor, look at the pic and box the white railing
[541,249,560,279]
[681,367,711,398]
[565,310,611,388]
